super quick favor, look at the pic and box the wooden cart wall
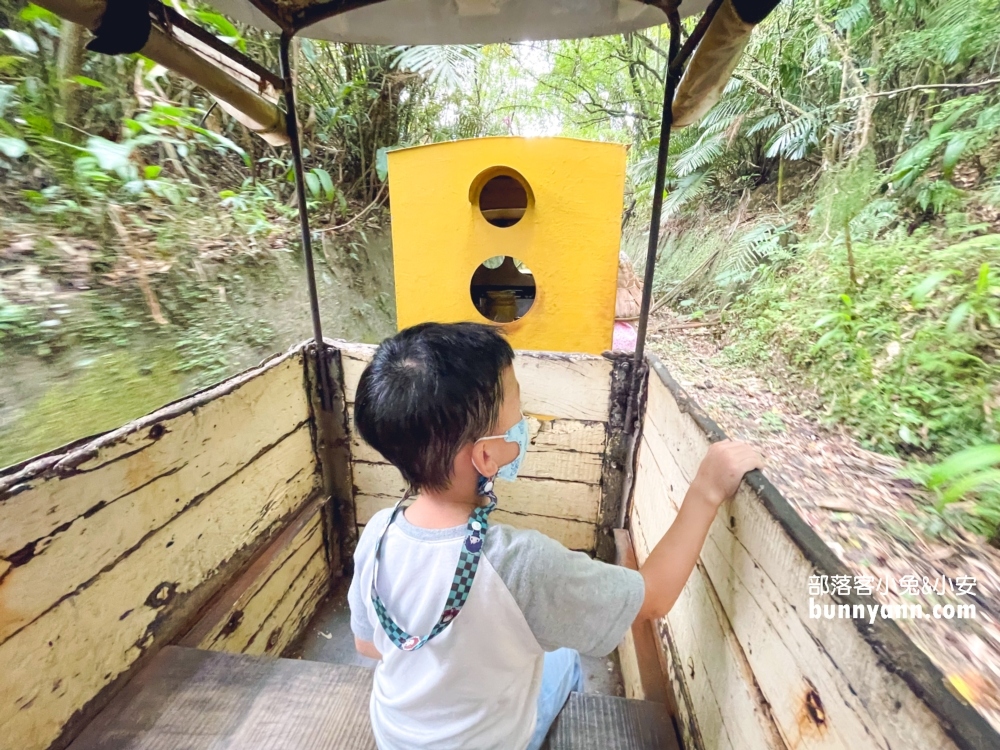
[332,342,621,554]
[625,356,998,750]
[0,345,330,750]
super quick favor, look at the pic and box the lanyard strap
[371,482,498,651]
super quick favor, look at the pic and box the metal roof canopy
[208,0,704,44]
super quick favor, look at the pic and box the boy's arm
[355,637,382,660]
[635,439,762,622]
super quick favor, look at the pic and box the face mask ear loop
[471,452,497,493]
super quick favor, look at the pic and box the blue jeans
[526,648,584,750]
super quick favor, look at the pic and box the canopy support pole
[627,12,681,385]
[616,13,681,534]
[617,5,721,530]
[278,32,333,411]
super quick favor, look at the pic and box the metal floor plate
[544,692,679,750]
[68,646,376,750]
[69,645,678,750]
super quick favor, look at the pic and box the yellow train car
[3,1,997,749]
[389,137,625,354]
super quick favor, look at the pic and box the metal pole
[279,31,333,410]
[624,14,681,426]
[617,13,682,530]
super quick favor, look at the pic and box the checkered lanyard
[371,479,498,652]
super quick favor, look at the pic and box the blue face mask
[476,415,530,483]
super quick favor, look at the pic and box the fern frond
[765,112,819,160]
[805,33,829,65]
[718,222,789,282]
[665,170,714,216]
[701,97,751,133]
[627,137,660,188]
[674,132,725,177]
[745,111,782,138]
[723,77,744,96]
[392,45,481,89]
[835,0,870,34]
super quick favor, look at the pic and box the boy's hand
[689,439,763,509]
[635,438,764,622]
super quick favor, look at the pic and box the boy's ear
[470,439,500,479]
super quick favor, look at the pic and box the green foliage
[812,151,880,236]
[0,348,183,468]
[726,231,1000,457]
[392,45,482,90]
[714,222,794,288]
[911,444,1000,539]
[889,94,1000,212]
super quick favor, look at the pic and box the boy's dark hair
[354,322,515,492]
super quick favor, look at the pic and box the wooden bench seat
[68,646,677,750]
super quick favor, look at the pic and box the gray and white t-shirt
[348,507,645,750]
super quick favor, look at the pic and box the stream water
[0,230,396,469]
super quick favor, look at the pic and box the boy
[349,322,762,750]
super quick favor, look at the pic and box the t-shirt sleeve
[484,525,645,657]
[347,516,380,642]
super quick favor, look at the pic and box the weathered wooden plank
[631,436,782,750]
[66,647,376,750]
[352,461,600,523]
[0,353,310,561]
[0,388,314,647]
[641,366,709,485]
[241,543,329,657]
[520,437,604,485]
[532,418,607,453]
[642,379,923,749]
[634,360,998,750]
[179,497,326,651]
[347,408,606,484]
[619,620,645,701]
[332,341,612,423]
[190,505,328,655]
[613,529,669,706]
[638,421,894,749]
[279,566,332,659]
[351,428,605,484]
[354,495,595,551]
[333,340,373,405]
[514,353,612,422]
[0,426,319,750]
[492,510,595,551]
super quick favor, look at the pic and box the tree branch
[813,13,865,92]
[734,73,807,118]
[840,78,1000,103]
[633,32,669,61]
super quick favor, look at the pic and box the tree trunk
[56,19,87,133]
[777,155,784,208]
[844,219,858,288]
